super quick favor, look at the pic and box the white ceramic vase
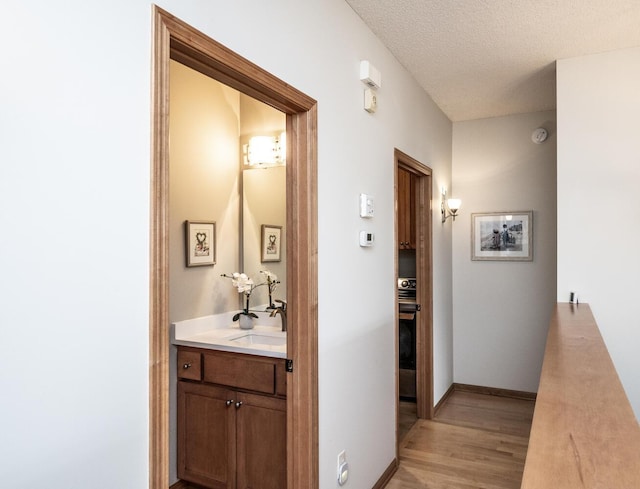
[239,314,255,330]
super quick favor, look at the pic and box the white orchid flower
[260,270,278,282]
[231,273,254,294]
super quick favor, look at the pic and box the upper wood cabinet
[398,167,416,249]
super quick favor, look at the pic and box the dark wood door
[236,392,287,489]
[178,381,236,488]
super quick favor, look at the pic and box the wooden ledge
[521,303,640,488]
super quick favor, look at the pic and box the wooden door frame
[149,6,318,489]
[394,149,433,436]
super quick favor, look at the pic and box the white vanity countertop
[171,312,286,359]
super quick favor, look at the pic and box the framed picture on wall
[471,211,533,261]
[261,224,282,262]
[185,220,216,267]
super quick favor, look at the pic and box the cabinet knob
[182,363,192,369]
[226,399,234,406]
[235,401,243,409]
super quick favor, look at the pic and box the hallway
[388,390,535,488]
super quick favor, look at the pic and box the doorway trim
[394,149,433,433]
[150,6,318,488]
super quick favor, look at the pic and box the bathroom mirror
[241,165,286,308]
[239,94,287,310]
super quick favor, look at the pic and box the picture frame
[471,211,533,261]
[185,220,216,267]
[261,224,282,262]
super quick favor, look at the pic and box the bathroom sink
[230,333,286,347]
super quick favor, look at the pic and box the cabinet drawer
[204,351,276,394]
[177,350,202,381]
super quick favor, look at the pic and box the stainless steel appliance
[398,277,417,303]
[398,278,418,400]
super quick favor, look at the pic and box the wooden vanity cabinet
[397,167,416,249]
[177,347,286,489]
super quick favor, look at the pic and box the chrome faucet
[269,299,287,332]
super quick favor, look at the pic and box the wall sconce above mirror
[243,132,286,168]
[441,188,461,223]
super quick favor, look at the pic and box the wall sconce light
[243,132,286,167]
[441,188,461,223]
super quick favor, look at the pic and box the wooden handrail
[521,303,640,488]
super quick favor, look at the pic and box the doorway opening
[150,7,318,489]
[394,149,433,445]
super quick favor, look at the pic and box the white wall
[452,111,557,393]
[0,1,454,488]
[0,2,151,488]
[169,60,241,322]
[557,46,640,418]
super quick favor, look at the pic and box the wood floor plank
[435,391,535,437]
[388,390,535,489]
[399,401,418,441]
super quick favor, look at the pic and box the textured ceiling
[345,0,640,121]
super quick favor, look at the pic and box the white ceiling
[345,0,640,121]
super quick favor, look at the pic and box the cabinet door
[398,168,416,249]
[178,381,236,489]
[235,392,287,489]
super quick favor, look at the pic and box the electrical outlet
[337,450,349,485]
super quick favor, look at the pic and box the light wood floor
[388,390,535,489]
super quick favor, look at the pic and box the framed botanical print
[261,224,282,262]
[185,220,216,267]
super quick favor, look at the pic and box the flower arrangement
[260,270,279,309]
[221,271,280,322]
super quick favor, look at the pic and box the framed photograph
[471,211,533,261]
[185,220,216,267]
[261,224,282,262]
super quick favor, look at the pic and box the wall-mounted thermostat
[359,231,374,247]
[360,193,374,218]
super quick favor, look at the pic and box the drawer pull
[183,362,192,369]
[235,401,243,409]
[226,399,234,407]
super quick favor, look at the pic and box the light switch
[360,193,374,218]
